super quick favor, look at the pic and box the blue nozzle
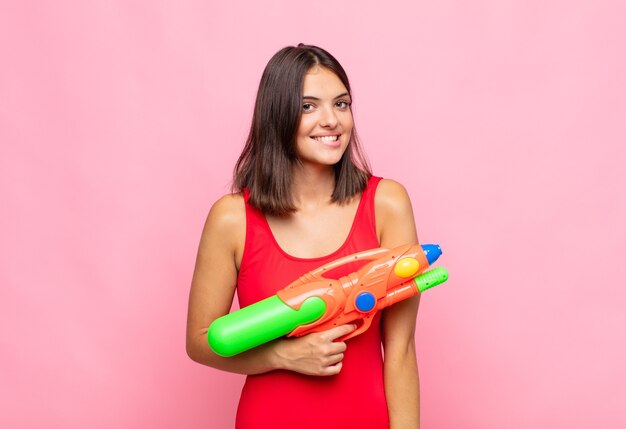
[421,244,442,265]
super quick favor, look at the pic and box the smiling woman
[232,44,371,217]
[186,44,422,429]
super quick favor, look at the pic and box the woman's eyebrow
[302,92,350,100]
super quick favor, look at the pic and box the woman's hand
[272,324,357,376]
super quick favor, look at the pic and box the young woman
[186,44,421,429]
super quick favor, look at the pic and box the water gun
[208,243,448,357]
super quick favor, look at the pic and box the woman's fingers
[319,323,357,342]
[325,352,344,366]
[321,361,343,376]
[274,324,358,376]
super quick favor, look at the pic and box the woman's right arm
[185,194,354,376]
[186,194,278,374]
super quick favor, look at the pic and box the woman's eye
[302,103,314,112]
[336,100,351,109]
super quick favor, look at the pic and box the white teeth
[314,135,339,142]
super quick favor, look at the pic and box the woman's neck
[290,164,335,209]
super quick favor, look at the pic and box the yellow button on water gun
[394,257,420,278]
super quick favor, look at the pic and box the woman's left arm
[375,179,421,429]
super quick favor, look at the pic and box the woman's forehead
[303,67,348,97]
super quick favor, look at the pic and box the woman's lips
[311,134,341,147]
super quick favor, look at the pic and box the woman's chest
[266,202,359,259]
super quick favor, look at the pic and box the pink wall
[2,1,625,428]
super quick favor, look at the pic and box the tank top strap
[242,188,263,223]
[240,187,273,262]
[350,175,382,245]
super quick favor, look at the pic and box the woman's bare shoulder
[374,178,417,246]
[375,178,413,214]
[208,193,246,225]
[201,192,246,248]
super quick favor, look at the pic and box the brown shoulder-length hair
[232,44,372,216]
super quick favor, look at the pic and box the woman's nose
[319,107,338,128]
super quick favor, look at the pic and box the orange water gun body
[208,243,447,356]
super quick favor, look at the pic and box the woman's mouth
[311,135,341,145]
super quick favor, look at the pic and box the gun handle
[336,315,375,342]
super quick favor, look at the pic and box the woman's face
[295,66,353,168]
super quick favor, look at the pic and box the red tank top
[235,176,389,429]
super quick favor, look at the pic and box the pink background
[2,1,625,428]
